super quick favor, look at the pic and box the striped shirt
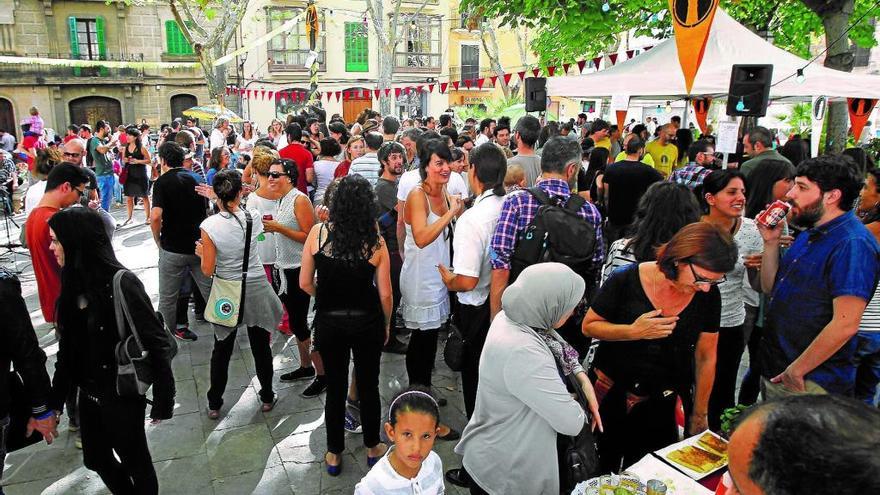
[860,283,880,333]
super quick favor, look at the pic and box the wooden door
[343,88,372,124]
[69,96,122,128]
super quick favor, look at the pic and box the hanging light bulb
[665,100,672,113]
[602,1,611,13]
[796,68,806,84]
[736,97,745,112]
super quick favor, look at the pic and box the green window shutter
[95,17,107,60]
[344,22,368,72]
[166,20,194,55]
[68,17,80,58]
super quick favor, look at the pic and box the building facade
[0,0,210,139]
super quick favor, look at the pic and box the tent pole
[682,97,690,129]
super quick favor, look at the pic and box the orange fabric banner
[692,97,712,134]
[669,0,720,94]
[615,110,627,132]
[848,98,878,142]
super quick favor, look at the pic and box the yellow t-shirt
[594,137,611,150]
[645,140,677,177]
[614,151,655,166]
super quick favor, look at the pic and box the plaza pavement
[0,205,471,495]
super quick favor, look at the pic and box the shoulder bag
[205,210,253,328]
[557,371,600,493]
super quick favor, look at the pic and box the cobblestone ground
[0,205,471,495]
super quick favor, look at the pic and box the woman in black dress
[120,127,152,225]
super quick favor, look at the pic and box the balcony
[0,53,145,85]
[267,49,327,73]
[448,66,485,87]
[394,52,441,73]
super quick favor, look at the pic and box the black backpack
[509,187,598,285]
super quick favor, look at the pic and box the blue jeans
[855,331,880,406]
[97,174,115,212]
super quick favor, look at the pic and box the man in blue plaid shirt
[668,139,718,191]
[488,137,604,358]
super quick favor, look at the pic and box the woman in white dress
[401,139,463,440]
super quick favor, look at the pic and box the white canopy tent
[547,9,880,101]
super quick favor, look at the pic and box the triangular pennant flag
[416,85,423,93]
[384,88,391,97]
[489,75,498,87]
[326,91,332,102]
[626,49,635,59]
[260,90,266,99]
[452,81,460,90]
[848,98,879,141]
[547,66,556,77]
[464,79,472,89]
[268,91,274,100]
[439,82,448,93]
[577,60,587,73]
[562,63,571,74]
[592,56,603,69]
[477,78,485,89]
[609,53,618,65]
[428,84,435,93]
[517,71,526,81]
[394,88,401,97]
[503,73,512,85]
[531,68,540,78]
[374,89,380,99]
[404,87,411,95]
[334,91,341,102]
[246,90,252,99]
[225,87,231,96]
[361,89,368,99]
[644,45,653,51]
[668,0,719,93]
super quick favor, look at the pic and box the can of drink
[756,199,791,229]
[262,214,273,221]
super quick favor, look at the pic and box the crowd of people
[1,103,880,495]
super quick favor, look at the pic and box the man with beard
[375,141,407,354]
[758,155,880,399]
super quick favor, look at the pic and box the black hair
[864,168,880,225]
[271,158,298,186]
[46,162,90,191]
[387,386,440,428]
[734,395,880,495]
[439,126,459,143]
[493,125,511,137]
[439,114,452,127]
[415,130,442,157]
[589,119,610,134]
[584,147,609,192]
[671,115,681,123]
[699,169,746,213]
[49,208,125,333]
[796,155,864,212]
[212,168,243,213]
[478,118,495,133]
[285,123,303,142]
[631,124,647,137]
[95,120,110,133]
[540,137,581,175]
[625,136,645,155]
[382,116,400,135]
[363,132,384,151]
[159,141,186,168]
[675,128,693,163]
[745,159,796,219]
[514,115,541,148]
[253,137,276,150]
[687,139,714,163]
[328,121,349,145]
[470,143,507,197]
[842,147,876,178]
[327,175,382,261]
[746,126,773,148]
[418,139,454,181]
[67,124,80,133]
[626,182,702,262]
[378,141,406,167]
[780,137,808,167]
[318,138,342,158]
[537,121,559,148]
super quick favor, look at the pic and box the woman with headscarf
[48,207,175,494]
[454,263,602,495]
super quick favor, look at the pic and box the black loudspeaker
[726,64,773,117]
[525,77,547,112]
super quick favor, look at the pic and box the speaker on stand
[726,64,773,117]
[525,77,547,113]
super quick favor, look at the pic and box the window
[345,22,368,72]
[460,44,479,82]
[68,17,105,60]
[395,15,441,71]
[267,7,325,71]
[165,21,194,56]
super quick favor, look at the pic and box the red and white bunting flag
[626,49,635,59]
[577,60,587,73]
[416,85,423,93]
[395,88,401,97]
[464,79,472,89]
[476,78,485,89]
[334,91,341,102]
[225,87,231,96]
[517,70,526,81]
[592,56,603,69]
[245,90,251,99]
[374,89,381,99]
[609,53,618,65]
[404,87,411,95]
[503,73,513,85]
[547,66,556,77]
[360,89,367,99]
[531,68,540,78]
[440,82,448,93]
[490,75,498,87]
[326,92,332,102]
[260,90,266,99]
[268,91,274,100]
[562,63,571,74]
[452,81,460,90]
[428,84,435,93]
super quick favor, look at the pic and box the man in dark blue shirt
[758,155,880,397]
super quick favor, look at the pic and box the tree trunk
[196,46,222,104]
[481,23,510,98]
[378,45,395,116]
[805,0,855,153]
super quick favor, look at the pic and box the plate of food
[654,430,729,479]
[571,473,647,495]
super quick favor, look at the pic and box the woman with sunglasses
[264,158,325,396]
[699,170,763,431]
[583,222,737,472]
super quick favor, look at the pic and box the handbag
[557,371,600,493]
[118,163,128,185]
[112,269,175,397]
[205,210,253,328]
[443,322,465,372]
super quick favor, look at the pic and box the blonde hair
[345,135,365,162]
[504,164,525,188]
[251,146,280,176]
[29,106,39,116]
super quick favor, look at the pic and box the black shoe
[173,327,198,341]
[382,339,408,354]
[301,376,327,398]
[445,467,472,488]
[437,426,460,441]
[280,366,316,382]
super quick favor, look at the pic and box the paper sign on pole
[611,94,630,130]
[668,0,720,94]
[810,96,826,157]
[716,121,739,154]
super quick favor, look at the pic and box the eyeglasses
[267,171,288,179]
[63,151,82,158]
[688,263,726,287]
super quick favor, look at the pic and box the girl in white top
[312,138,341,206]
[701,170,763,429]
[354,388,445,495]
[268,119,288,149]
[234,121,259,154]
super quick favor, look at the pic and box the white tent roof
[547,9,880,101]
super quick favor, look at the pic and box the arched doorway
[274,88,310,121]
[343,87,372,124]
[170,94,198,122]
[68,96,122,128]
[0,98,15,139]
